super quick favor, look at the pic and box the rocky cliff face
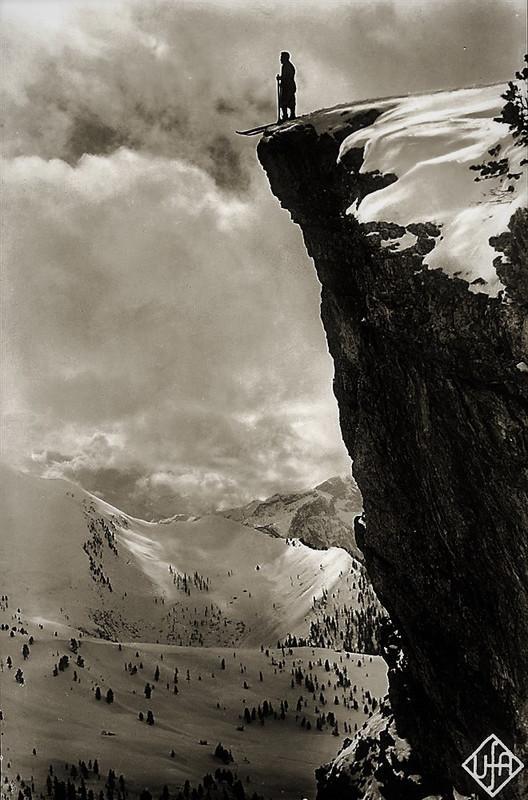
[257,87,528,799]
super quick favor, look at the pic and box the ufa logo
[462,734,524,797]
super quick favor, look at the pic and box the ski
[235,122,278,136]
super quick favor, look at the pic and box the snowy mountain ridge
[219,475,363,557]
[0,463,382,650]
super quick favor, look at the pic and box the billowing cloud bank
[1,0,525,516]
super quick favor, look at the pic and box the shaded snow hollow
[337,84,527,297]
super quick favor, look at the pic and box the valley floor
[1,610,386,800]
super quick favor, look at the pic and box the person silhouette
[276,51,296,121]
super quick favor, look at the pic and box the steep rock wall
[257,103,528,798]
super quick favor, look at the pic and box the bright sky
[1,0,526,517]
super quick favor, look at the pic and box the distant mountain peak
[219,474,363,558]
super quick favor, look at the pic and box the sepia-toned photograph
[1,1,527,799]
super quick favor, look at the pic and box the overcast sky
[1,0,526,517]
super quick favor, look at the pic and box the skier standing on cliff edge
[276,51,296,121]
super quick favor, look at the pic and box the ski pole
[276,75,281,123]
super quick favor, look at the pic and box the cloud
[2,145,348,514]
[1,0,525,515]
[1,0,525,176]
[32,394,346,519]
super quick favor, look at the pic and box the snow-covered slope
[1,462,389,799]
[1,628,387,800]
[337,84,527,296]
[0,464,379,649]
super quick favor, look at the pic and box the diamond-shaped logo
[462,734,524,797]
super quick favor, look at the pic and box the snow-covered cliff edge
[257,84,528,799]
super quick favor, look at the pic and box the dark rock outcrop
[288,494,351,550]
[257,105,528,798]
[317,621,439,800]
